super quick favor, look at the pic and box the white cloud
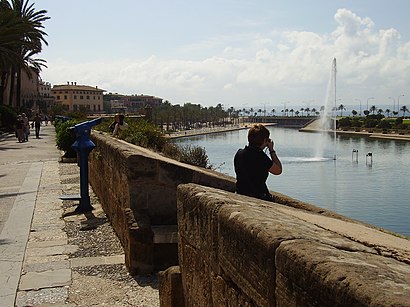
[42,9,410,108]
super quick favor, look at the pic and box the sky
[37,0,410,111]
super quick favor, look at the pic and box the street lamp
[355,98,362,116]
[366,97,374,112]
[388,97,395,114]
[397,94,405,114]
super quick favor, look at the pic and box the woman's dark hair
[248,124,270,146]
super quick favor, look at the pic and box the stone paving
[0,125,159,306]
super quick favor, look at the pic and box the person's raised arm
[267,139,282,175]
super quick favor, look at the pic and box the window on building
[73,104,78,111]
[86,96,90,99]
[57,96,60,100]
[74,95,77,99]
[64,95,67,100]
[80,96,83,99]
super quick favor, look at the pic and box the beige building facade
[52,82,105,113]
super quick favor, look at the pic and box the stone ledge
[175,183,410,306]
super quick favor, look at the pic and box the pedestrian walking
[15,115,25,142]
[22,113,30,141]
[33,113,42,138]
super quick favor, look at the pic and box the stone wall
[88,131,235,274]
[173,183,410,306]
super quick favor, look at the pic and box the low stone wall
[171,183,410,306]
[88,131,235,274]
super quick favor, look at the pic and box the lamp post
[388,97,395,115]
[366,97,374,112]
[355,98,362,116]
[397,94,405,114]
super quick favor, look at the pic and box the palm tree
[400,105,408,117]
[385,109,391,117]
[311,108,317,116]
[338,104,346,116]
[0,1,30,104]
[5,0,49,107]
[370,105,377,115]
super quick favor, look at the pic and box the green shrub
[162,142,183,161]
[377,120,392,129]
[179,145,210,168]
[55,119,83,156]
[338,117,351,128]
[95,116,211,169]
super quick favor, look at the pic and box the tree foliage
[0,0,49,106]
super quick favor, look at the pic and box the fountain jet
[315,58,337,160]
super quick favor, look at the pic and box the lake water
[174,127,410,237]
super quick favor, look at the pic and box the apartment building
[108,94,162,113]
[52,82,105,113]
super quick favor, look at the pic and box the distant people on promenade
[15,115,25,142]
[33,113,42,138]
[110,114,128,136]
[22,113,30,141]
[234,124,282,201]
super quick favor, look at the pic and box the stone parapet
[88,131,235,274]
[176,183,410,306]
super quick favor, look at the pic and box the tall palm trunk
[16,67,21,107]
[0,72,8,105]
[8,67,16,106]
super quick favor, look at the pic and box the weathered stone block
[159,266,185,307]
[275,239,410,306]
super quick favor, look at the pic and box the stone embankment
[300,118,410,141]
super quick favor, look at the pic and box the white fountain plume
[315,58,337,160]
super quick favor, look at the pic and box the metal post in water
[352,149,358,163]
[366,152,373,166]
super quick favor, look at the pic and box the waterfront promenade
[0,125,159,306]
[166,119,410,141]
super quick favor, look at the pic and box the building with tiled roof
[52,82,105,113]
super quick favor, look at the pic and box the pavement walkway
[0,125,159,306]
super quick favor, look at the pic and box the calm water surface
[174,127,410,237]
